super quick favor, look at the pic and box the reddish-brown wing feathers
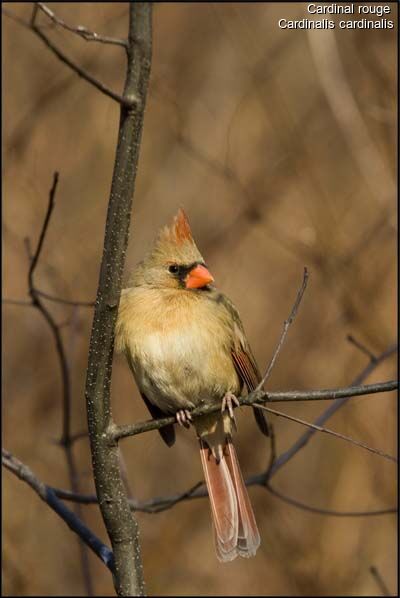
[232,348,260,391]
[232,347,270,437]
[216,292,269,436]
[217,292,263,392]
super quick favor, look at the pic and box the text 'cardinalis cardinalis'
[116,209,269,562]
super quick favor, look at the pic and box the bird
[115,208,269,562]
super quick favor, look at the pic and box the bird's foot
[221,392,240,431]
[175,409,192,428]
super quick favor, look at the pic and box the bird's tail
[199,437,260,562]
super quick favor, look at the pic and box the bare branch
[34,384,397,519]
[24,236,33,261]
[31,27,134,107]
[268,344,397,476]
[265,483,397,518]
[37,2,128,48]
[35,289,95,307]
[257,266,309,389]
[369,566,392,597]
[133,482,205,514]
[112,379,397,441]
[49,477,397,519]
[265,423,277,479]
[52,488,99,505]
[36,484,208,514]
[28,172,59,289]
[2,7,31,30]
[26,172,93,593]
[26,5,136,108]
[3,291,94,308]
[30,3,39,27]
[347,334,378,362]
[3,298,33,306]
[84,5,152,596]
[2,449,114,571]
[27,172,72,445]
[352,345,397,386]
[256,404,397,463]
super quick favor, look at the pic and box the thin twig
[347,334,378,362]
[32,26,133,107]
[28,172,59,289]
[48,477,397,519]
[369,566,392,596]
[2,449,114,571]
[27,173,72,445]
[37,2,128,48]
[265,484,397,518]
[52,487,99,505]
[30,3,39,27]
[28,6,136,108]
[137,482,205,514]
[3,298,33,306]
[65,457,94,596]
[2,7,31,30]
[255,404,397,463]
[51,485,210,513]
[265,423,277,479]
[256,266,309,390]
[3,291,94,308]
[268,344,397,477]
[36,289,95,307]
[112,379,397,441]
[24,236,33,261]
[27,172,93,595]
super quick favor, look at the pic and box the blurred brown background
[2,2,397,596]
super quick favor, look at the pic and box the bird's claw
[176,409,192,428]
[221,392,240,423]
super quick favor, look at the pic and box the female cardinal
[115,209,268,562]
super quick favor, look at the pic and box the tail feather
[225,440,260,558]
[199,437,260,562]
[199,440,238,560]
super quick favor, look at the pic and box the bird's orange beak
[185,264,214,289]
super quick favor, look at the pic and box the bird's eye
[168,264,179,274]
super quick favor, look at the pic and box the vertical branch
[84,4,152,597]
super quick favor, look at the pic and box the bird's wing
[140,392,176,447]
[216,292,270,437]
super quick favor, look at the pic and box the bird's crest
[136,207,204,277]
[159,208,194,246]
